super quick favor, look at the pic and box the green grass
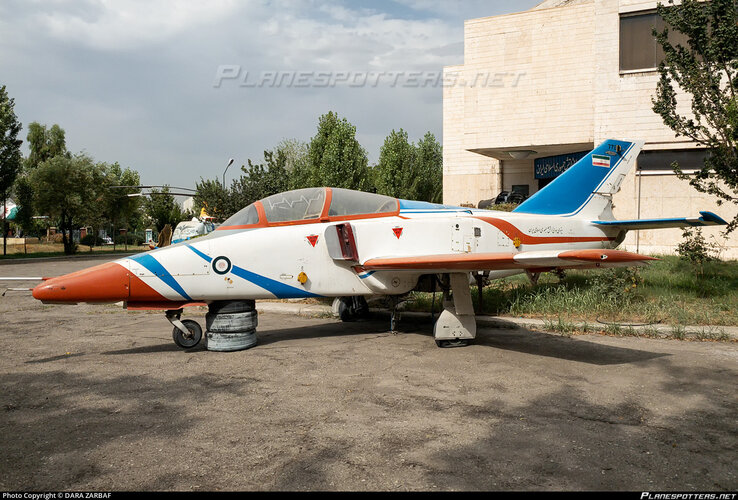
[407,255,738,327]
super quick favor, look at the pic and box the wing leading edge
[362,249,657,272]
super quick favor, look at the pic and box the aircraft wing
[592,211,727,231]
[361,249,657,272]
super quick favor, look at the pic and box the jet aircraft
[27,139,727,350]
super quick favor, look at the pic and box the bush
[586,267,643,304]
[676,228,716,265]
[114,233,145,246]
[80,234,103,248]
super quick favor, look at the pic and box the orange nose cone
[32,262,130,303]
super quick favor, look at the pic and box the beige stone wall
[443,0,738,258]
[461,1,596,150]
[443,65,501,205]
[615,170,738,257]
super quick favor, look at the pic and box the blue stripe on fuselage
[185,244,320,299]
[129,253,192,301]
[186,244,212,262]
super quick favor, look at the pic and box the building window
[636,149,707,171]
[619,11,689,72]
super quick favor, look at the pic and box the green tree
[277,138,310,190]
[194,178,230,220]
[237,149,289,204]
[29,153,98,254]
[1,85,23,254]
[195,149,291,220]
[375,130,442,202]
[25,122,67,170]
[414,132,443,203]
[306,111,370,190]
[652,0,738,232]
[144,186,185,232]
[103,163,141,247]
[376,129,416,199]
[12,175,35,235]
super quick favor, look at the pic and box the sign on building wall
[534,151,589,179]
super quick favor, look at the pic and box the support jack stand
[433,273,476,348]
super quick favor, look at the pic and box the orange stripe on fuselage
[475,216,612,245]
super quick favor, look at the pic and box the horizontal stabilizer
[362,249,657,272]
[592,211,727,231]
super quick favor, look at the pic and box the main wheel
[172,319,203,349]
[337,296,369,322]
[435,339,470,348]
[337,297,355,322]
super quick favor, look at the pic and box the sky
[0,0,540,188]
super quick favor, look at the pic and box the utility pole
[3,193,7,256]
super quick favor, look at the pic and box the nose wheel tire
[172,319,203,349]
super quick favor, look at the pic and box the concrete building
[443,0,738,258]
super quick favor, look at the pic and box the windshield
[220,203,259,228]
[261,188,325,223]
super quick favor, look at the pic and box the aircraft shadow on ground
[97,313,668,366]
[0,369,249,490]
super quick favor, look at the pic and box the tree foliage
[375,129,442,202]
[195,149,289,220]
[25,122,67,170]
[376,129,416,199]
[652,0,738,232]
[0,85,22,201]
[414,132,443,203]
[29,153,100,254]
[305,111,370,190]
[143,186,186,232]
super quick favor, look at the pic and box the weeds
[543,316,576,337]
[406,255,738,327]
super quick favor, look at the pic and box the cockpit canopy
[219,187,398,229]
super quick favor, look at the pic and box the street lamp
[223,158,234,188]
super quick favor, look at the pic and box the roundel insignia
[212,256,232,275]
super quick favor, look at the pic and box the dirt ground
[0,257,736,491]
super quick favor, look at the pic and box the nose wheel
[166,310,203,349]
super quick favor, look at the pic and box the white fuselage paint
[116,209,619,302]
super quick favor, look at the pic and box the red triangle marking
[392,227,403,239]
[307,235,319,247]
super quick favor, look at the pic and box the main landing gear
[335,296,370,322]
[432,273,476,348]
[335,273,477,348]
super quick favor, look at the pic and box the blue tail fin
[513,139,644,218]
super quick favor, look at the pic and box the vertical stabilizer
[513,139,644,219]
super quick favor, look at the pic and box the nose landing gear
[166,310,203,349]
